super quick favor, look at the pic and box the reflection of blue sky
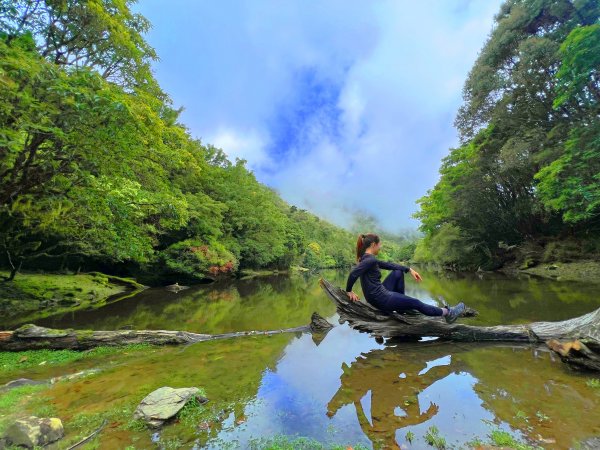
[204,324,514,448]
[134,1,503,231]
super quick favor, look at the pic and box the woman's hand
[409,267,423,282]
[347,291,360,302]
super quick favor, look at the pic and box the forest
[413,0,600,270]
[0,0,415,284]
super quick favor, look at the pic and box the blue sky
[134,0,503,232]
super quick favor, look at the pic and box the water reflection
[327,344,457,449]
[8,272,342,332]
[3,269,600,448]
[6,268,600,332]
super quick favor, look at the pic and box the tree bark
[0,323,312,351]
[320,278,600,371]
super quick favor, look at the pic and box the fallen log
[320,278,600,371]
[0,322,312,351]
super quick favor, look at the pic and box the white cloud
[208,127,272,170]
[137,0,503,231]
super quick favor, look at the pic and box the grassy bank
[0,271,145,328]
[515,260,600,284]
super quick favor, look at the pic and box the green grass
[0,384,50,433]
[466,437,484,447]
[0,384,48,412]
[0,344,153,376]
[248,435,370,450]
[586,378,600,389]
[176,390,209,427]
[489,429,538,450]
[424,426,447,449]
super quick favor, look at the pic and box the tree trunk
[319,278,600,371]
[0,323,312,351]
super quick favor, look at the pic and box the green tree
[415,0,600,269]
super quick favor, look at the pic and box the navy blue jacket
[345,253,410,304]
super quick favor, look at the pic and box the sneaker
[445,302,465,324]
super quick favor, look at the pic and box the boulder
[133,386,207,428]
[1,416,63,448]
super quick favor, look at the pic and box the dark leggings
[375,270,444,316]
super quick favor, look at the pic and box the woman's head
[356,233,381,261]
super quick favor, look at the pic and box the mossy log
[320,278,600,371]
[0,323,312,351]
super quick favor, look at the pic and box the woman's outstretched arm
[375,259,410,273]
[376,259,422,282]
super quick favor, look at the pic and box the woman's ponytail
[356,233,379,262]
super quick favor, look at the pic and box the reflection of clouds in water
[210,327,377,447]
[209,334,502,449]
[418,355,452,376]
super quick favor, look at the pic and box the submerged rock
[133,386,208,428]
[165,282,190,293]
[0,378,46,393]
[1,416,63,448]
[574,437,600,450]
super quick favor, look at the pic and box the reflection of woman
[327,346,455,449]
[345,233,465,323]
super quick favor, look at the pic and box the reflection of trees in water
[459,345,600,449]
[417,269,600,325]
[327,343,463,450]
[34,273,337,332]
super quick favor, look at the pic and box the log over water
[0,323,310,351]
[319,278,600,371]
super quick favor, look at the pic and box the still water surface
[3,269,600,449]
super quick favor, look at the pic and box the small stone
[2,416,64,448]
[133,387,207,428]
[197,421,211,431]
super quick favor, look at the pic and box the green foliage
[424,425,446,449]
[0,1,362,283]
[535,121,600,223]
[554,24,600,109]
[0,384,50,434]
[488,429,537,450]
[248,435,369,450]
[413,223,488,269]
[177,391,208,427]
[161,240,237,280]
[0,384,47,414]
[586,378,600,389]
[415,0,600,268]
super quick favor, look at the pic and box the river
[2,269,600,449]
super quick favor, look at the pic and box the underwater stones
[574,437,600,450]
[0,378,46,393]
[165,282,189,293]
[0,416,64,448]
[133,386,208,428]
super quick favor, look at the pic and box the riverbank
[499,259,600,284]
[0,272,145,328]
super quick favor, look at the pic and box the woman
[345,233,465,323]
